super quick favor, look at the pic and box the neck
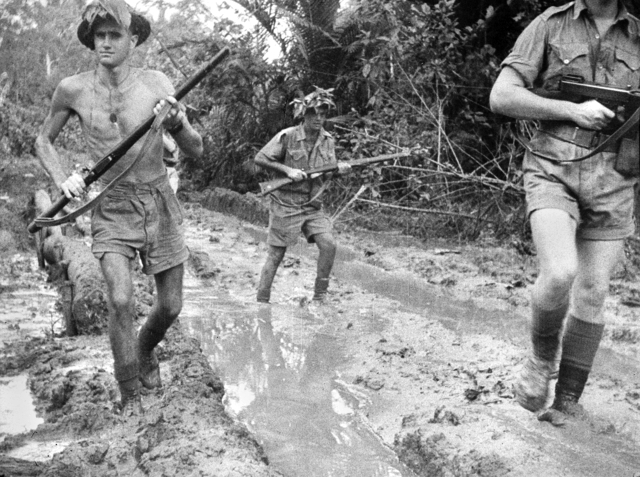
[96,63,130,88]
[303,125,321,139]
[585,0,619,18]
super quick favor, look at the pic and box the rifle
[258,150,412,196]
[28,46,231,234]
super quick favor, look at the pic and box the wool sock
[138,325,165,357]
[555,314,604,401]
[531,300,568,362]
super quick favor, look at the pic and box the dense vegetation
[3,0,639,239]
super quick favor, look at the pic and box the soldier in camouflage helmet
[255,87,351,303]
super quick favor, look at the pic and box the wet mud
[1,165,640,476]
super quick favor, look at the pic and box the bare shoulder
[137,69,174,96]
[52,71,93,106]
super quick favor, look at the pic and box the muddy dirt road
[1,167,640,475]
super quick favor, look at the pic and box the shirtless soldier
[255,88,350,303]
[35,0,203,415]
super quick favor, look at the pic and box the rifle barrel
[561,80,637,103]
[258,151,411,196]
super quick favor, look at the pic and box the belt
[519,107,640,163]
[538,124,618,152]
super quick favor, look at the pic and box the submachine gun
[557,74,640,122]
[534,75,640,165]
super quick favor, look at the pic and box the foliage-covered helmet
[77,0,151,50]
[291,87,336,119]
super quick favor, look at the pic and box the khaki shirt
[501,0,640,161]
[256,124,337,210]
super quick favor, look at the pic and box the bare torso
[62,67,173,184]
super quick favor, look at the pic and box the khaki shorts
[523,151,638,240]
[91,174,189,275]
[267,202,333,247]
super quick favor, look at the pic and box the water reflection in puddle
[182,277,414,477]
[0,375,43,440]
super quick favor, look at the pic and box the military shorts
[91,174,189,275]
[267,201,333,247]
[523,150,638,240]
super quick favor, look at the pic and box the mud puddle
[0,263,73,464]
[242,224,640,387]
[181,275,416,477]
[0,375,43,440]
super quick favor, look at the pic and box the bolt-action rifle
[258,150,413,196]
[28,47,231,234]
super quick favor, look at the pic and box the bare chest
[72,72,163,140]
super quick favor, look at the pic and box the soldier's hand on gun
[336,162,352,175]
[154,96,186,130]
[573,99,615,130]
[60,173,87,200]
[287,168,308,182]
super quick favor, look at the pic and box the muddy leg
[516,210,577,412]
[312,233,336,302]
[257,245,286,303]
[138,263,184,389]
[100,253,143,415]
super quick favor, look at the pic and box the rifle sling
[518,107,640,163]
[34,107,170,228]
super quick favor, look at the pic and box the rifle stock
[258,151,411,196]
[28,47,231,234]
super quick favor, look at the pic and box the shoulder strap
[34,106,171,228]
[518,108,640,162]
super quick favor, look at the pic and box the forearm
[490,82,578,122]
[170,121,203,158]
[35,135,70,188]
[255,154,295,175]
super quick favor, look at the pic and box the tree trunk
[34,190,108,336]
[0,455,44,476]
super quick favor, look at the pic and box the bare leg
[516,209,577,412]
[312,233,337,301]
[257,245,286,303]
[138,263,184,389]
[540,238,622,425]
[100,253,142,414]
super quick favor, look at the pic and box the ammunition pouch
[614,133,640,177]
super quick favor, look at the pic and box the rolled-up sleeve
[501,16,548,88]
[256,132,286,163]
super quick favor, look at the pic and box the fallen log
[34,190,108,336]
[0,455,44,476]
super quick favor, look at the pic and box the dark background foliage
[1,0,634,238]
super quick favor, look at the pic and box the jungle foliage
[3,0,635,238]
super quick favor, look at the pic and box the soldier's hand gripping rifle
[530,75,640,163]
[258,150,413,196]
[28,47,231,234]
[557,74,640,117]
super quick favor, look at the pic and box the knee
[575,277,609,308]
[316,235,337,254]
[108,289,134,314]
[268,246,286,260]
[540,260,577,293]
[157,297,182,320]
